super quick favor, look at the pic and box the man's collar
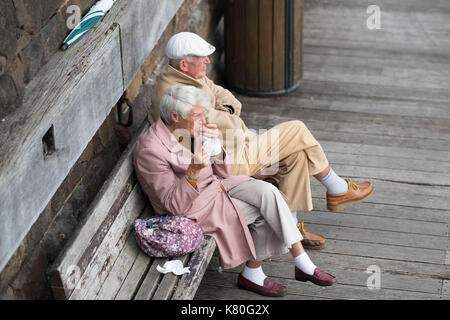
[165,65,204,87]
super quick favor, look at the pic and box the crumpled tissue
[203,138,222,156]
[156,260,190,275]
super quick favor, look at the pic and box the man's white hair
[159,85,211,125]
[168,55,193,69]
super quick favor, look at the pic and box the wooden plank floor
[195,0,450,300]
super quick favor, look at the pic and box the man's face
[182,56,210,79]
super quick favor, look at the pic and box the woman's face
[173,105,207,137]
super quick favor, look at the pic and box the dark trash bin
[224,0,304,96]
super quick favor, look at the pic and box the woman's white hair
[159,85,211,125]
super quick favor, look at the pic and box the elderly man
[148,32,374,250]
[134,85,336,297]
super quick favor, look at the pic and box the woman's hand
[187,147,210,179]
[200,123,219,142]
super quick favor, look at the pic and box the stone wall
[0,0,98,120]
[0,0,224,299]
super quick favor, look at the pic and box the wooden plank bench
[47,121,216,300]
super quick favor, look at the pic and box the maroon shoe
[237,274,287,297]
[295,267,337,286]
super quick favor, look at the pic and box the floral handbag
[134,214,204,258]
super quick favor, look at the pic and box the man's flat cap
[165,32,216,59]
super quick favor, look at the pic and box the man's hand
[216,105,233,114]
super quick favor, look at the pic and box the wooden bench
[47,121,216,300]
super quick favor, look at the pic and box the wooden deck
[194,0,450,300]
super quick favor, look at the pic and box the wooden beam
[116,0,184,89]
[48,120,149,299]
[68,184,146,300]
[0,0,182,273]
[172,236,216,300]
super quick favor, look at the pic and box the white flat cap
[165,32,216,59]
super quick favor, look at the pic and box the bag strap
[145,214,169,229]
[160,214,169,225]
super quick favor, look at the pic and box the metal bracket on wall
[117,95,133,127]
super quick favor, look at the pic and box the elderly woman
[133,85,336,297]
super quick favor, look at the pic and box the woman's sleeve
[134,147,200,216]
[212,148,232,179]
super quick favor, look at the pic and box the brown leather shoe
[295,267,337,286]
[298,221,326,250]
[237,274,287,297]
[327,178,374,211]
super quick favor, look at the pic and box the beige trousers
[229,179,303,262]
[232,120,329,211]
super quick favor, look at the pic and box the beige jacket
[149,66,256,169]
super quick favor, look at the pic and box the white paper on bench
[156,260,190,275]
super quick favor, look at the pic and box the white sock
[241,265,267,286]
[318,167,348,194]
[291,211,298,224]
[294,252,317,276]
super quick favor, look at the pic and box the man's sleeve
[204,76,242,116]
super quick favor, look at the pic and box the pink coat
[133,118,256,269]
